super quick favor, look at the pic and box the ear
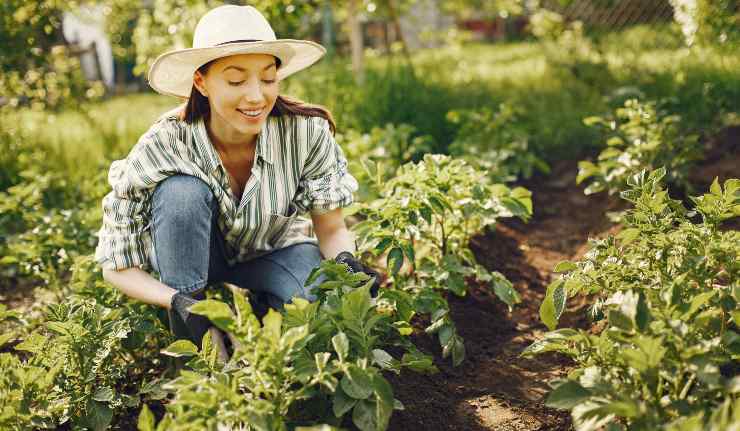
[193,71,208,98]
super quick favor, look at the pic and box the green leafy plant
[151,261,434,431]
[577,99,702,195]
[0,256,169,431]
[337,123,434,200]
[447,104,549,183]
[354,154,532,364]
[526,169,740,430]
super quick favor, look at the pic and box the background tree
[0,0,103,111]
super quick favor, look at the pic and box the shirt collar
[192,116,274,173]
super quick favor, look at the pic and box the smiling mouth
[237,108,264,118]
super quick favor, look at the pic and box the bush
[577,99,702,195]
[447,103,549,183]
[354,154,532,365]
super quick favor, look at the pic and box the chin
[230,117,264,135]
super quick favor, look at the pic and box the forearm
[102,267,177,309]
[315,225,355,260]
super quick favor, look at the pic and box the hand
[334,251,381,296]
[170,292,212,347]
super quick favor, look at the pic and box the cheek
[265,83,279,105]
[210,89,240,114]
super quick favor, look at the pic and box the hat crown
[193,5,277,49]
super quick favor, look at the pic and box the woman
[95,5,378,346]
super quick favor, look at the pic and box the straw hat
[148,5,326,98]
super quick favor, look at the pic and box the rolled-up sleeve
[294,118,358,214]
[94,151,155,271]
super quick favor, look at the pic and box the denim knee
[151,174,217,294]
[153,175,214,223]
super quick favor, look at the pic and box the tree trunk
[386,0,416,77]
[321,2,335,58]
[346,0,365,83]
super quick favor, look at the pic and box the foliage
[670,0,739,47]
[447,104,550,183]
[152,262,433,431]
[0,0,107,111]
[354,154,532,364]
[1,18,739,430]
[0,257,169,431]
[538,17,613,90]
[337,122,433,199]
[438,0,524,20]
[0,145,107,289]
[577,99,702,195]
[526,169,740,430]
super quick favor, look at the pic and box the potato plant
[0,258,169,431]
[447,104,549,183]
[577,99,702,195]
[336,123,434,200]
[149,261,435,431]
[525,169,740,430]
[353,154,532,365]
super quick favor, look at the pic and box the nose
[241,78,264,105]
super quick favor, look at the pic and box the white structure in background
[399,0,455,50]
[62,5,114,90]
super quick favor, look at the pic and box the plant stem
[679,373,695,399]
[438,218,447,256]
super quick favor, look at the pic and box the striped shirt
[94,110,358,271]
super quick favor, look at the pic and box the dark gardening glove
[334,251,381,297]
[169,292,212,347]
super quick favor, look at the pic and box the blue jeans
[150,174,320,310]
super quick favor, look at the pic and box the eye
[262,79,276,84]
[228,81,244,86]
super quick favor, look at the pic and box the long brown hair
[180,57,336,134]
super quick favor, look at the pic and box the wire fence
[543,0,675,31]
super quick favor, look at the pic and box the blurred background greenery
[1,0,737,176]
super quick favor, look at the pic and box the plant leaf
[387,247,404,276]
[540,279,566,331]
[546,380,591,409]
[188,300,235,332]
[332,385,358,418]
[332,332,350,362]
[137,404,155,431]
[161,339,198,357]
[341,365,374,400]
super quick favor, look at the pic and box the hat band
[216,39,261,46]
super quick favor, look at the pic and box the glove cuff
[334,251,356,264]
[171,292,198,322]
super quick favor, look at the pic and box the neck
[205,116,257,154]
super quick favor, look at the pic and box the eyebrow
[223,63,277,73]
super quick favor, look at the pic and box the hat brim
[147,39,326,98]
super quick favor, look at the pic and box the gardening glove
[334,251,381,297]
[170,292,212,347]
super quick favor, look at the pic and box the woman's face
[193,53,279,143]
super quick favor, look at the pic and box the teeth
[238,109,262,117]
